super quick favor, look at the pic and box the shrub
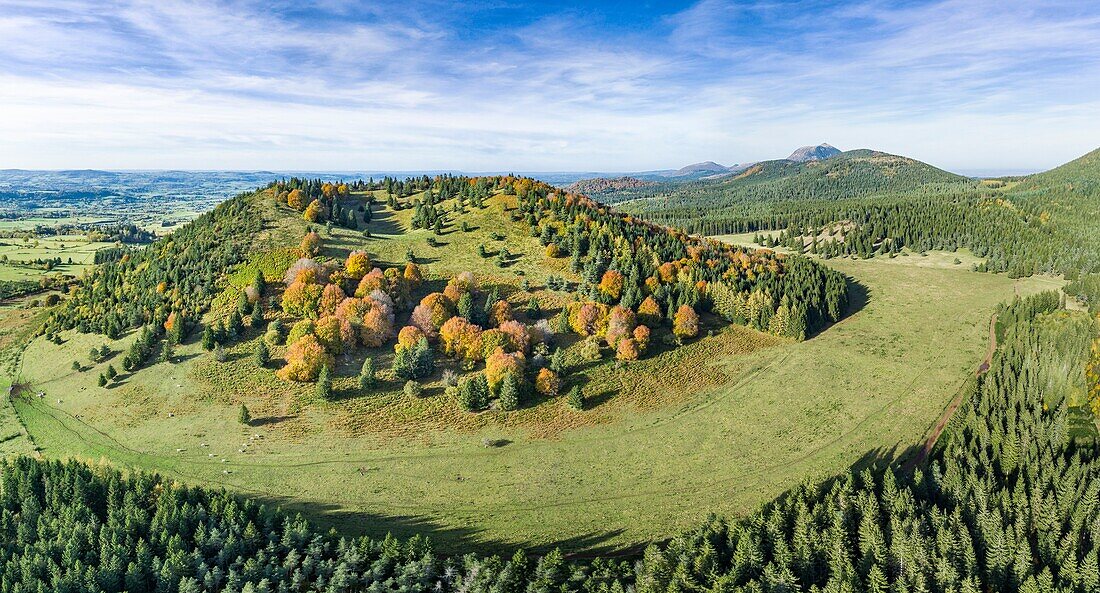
[403,380,423,398]
[579,336,602,361]
[287,319,315,345]
[238,404,251,425]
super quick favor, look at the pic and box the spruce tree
[238,404,251,425]
[316,365,333,399]
[499,375,520,411]
[254,340,270,367]
[359,357,376,390]
[202,325,216,351]
[567,385,584,411]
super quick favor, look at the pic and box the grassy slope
[7,191,1061,552]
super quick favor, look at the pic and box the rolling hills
[3,168,1061,553]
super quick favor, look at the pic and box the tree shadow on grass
[260,494,631,557]
[364,208,404,236]
[248,414,297,427]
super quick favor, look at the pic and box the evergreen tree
[254,340,270,367]
[359,357,376,390]
[316,365,333,399]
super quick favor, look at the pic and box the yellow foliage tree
[277,334,333,382]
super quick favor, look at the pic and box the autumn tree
[300,231,322,257]
[615,337,640,361]
[534,368,560,397]
[673,305,700,340]
[304,199,325,223]
[637,296,662,327]
[598,269,625,300]
[345,250,371,280]
[485,347,525,396]
[605,305,636,348]
[318,283,345,317]
[439,316,482,361]
[278,334,333,382]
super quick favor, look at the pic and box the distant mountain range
[663,143,843,179]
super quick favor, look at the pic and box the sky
[1,0,1099,173]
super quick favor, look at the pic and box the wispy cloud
[0,0,1097,171]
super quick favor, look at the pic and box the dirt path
[903,313,997,472]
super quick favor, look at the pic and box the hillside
[565,176,656,195]
[613,147,1100,277]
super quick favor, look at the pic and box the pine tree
[238,404,251,425]
[254,340,270,367]
[359,357,376,390]
[316,365,332,399]
[567,385,584,410]
[202,325,216,351]
[499,375,520,411]
[159,340,173,363]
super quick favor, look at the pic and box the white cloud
[0,0,1097,171]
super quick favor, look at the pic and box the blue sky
[1,0,1098,172]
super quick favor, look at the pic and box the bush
[580,337,602,361]
[403,380,423,398]
[238,404,251,425]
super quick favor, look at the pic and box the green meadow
[3,193,1062,553]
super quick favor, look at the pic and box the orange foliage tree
[598,270,625,300]
[534,368,560,397]
[300,231,322,257]
[318,283,345,317]
[615,337,640,361]
[484,348,525,395]
[673,304,700,339]
[277,334,333,382]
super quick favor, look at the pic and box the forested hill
[615,147,1100,278]
[604,149,971,208]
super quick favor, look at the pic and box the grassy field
[0,193,1065,555]
[0,235,115,281]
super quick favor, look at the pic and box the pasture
[1,195,1065,554]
